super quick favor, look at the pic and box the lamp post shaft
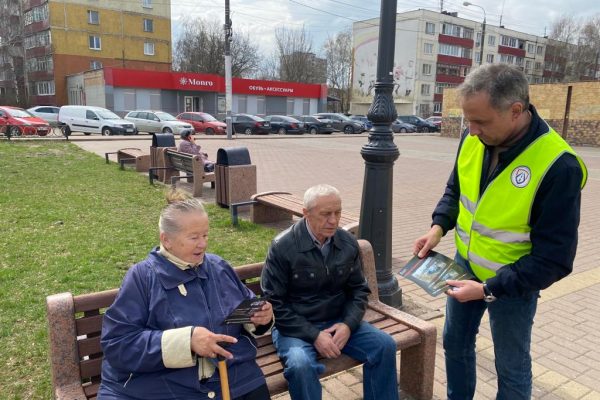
[359,0,402,307]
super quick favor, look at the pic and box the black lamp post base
[378,276,403,307]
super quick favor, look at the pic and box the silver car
[124,110,193,134]
[27,106,60,125]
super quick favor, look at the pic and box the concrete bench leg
[251,203,293,224]
[399,333,436,400]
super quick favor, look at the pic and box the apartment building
[0,0,171,106]
[352,9,547,117]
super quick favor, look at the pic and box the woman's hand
[190,326,237,359]
[250,301,273,327]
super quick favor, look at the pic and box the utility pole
[224,0,233,140]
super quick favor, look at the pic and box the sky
[170,0,600,57]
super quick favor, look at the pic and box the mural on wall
[353,20,419,102]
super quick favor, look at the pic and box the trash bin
[150,133,176,183]
[215,147,256,208]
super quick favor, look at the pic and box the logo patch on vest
[511,166,531,188]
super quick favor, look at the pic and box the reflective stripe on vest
[455,128,587,281]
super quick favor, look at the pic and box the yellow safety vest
[455,129,587,281]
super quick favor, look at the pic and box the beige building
[352,9,547,117]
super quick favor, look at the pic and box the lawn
[0,140,276,399]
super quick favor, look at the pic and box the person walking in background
[261,184,399,400]
[413,64,587,400]
[178,129,215,172]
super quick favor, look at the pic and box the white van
[58,106,136,136]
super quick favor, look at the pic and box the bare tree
[254,53,280,80]
[548,15,579,82]
[173,17,260,78]
[323,28,352,112]
[576,15,600,80]
[275,26,325,83]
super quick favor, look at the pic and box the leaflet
[398,251,473,296]
[224,296,269,324]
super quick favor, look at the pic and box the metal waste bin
[150,133,176,182]
[215,147,256,207]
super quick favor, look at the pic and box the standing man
[413,64,587,400]
[261,184,399,400]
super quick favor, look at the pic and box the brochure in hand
[224,296,269,324]
[398,251,473,296]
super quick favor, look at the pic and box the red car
[176,112,227,135]
[0,106,51,137]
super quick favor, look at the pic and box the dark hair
[180,129,193,139]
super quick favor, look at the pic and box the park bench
[149,148,215,197]
[46,240,436,400]
[104,148,150,172]
[231,191,359,235]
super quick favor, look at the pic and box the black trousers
[233,384,271,400]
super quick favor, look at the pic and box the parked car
[263,115,305,135]
[124,110,192,135]
[231,114,270,135]
[391,119,417,133]
[397,115,439,132]
[350,115,372,131]
[59,105,136,136]
[27,105,60,125]
[425,116,442,129]
[176,112,226,135]
[0,106,51,137]
[313,113,363,134]
[292,115,335,134]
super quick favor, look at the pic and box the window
[420,84,430,95]
[89,35,101,50]
[24,30,51,49]
[419,103,430,116]
[439,43,472,59]
[143,19,153,32]
[442,23,473,39]
[437,63,470,77]
[422,63,432,75]
[527,43,534,53]
[237,96,247,113]
[487,35,496,46]
[476,32,482,47]
[499,54,514,64]
[35,81,55,96]
[257,96,266,115]
[90,60,102,70]
[501,35,521,48]
[535,61,542,70]
[142,0,152,8]
[86,110,98,119]
[475,52,481,64]
[425,22,435,35]
[525,60,532,70]
[23,4,48,26]
[424,43,433,54]
[286,98,294,115]
[88,10,99,24]
[433,102,442,113]
[303,98,310,115]
[435,82,457,94]
[144,42,154,55]
[26,55,53,72]
[486,54,494,63]
[537,45,543,55]
[515,57,524,66]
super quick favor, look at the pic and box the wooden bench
[46,240,436,400]
[104,148,150,172]
[149,148,215,197]
[238,191,359,235]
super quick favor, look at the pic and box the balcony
[498,45,525,58]
[438,34,474,49]
[437,54,473,66]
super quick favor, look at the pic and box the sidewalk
[77,133,600,399]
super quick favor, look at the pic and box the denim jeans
[443,255,539,400]
[272,321,399,400]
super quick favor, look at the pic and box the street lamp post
[359,0,402,307]
[224,0,233,140]
[464,1,486,66]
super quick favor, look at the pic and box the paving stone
[536,371,570,391]
[553,381,592,399]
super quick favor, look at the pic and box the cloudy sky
[171,0,600,56]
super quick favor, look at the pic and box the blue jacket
[98,249,266,400]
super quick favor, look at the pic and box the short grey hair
[303,184,341,210]
[159,192,206,235]
[458,63,530,112]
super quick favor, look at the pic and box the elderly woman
[98,190,273,400]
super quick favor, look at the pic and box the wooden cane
[217,355,231,400]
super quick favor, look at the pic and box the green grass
[0,141,276,399]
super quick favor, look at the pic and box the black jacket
[260,219,371,343]
[432,105,584,298]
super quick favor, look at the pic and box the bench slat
[83,382,100,399]
[74,289,119,313]
[76,315,103,336]
[80,357,103,380]
[78,336,102,358]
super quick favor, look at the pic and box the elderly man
[261,184,399,400]
[413,64,587,399]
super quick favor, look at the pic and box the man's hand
[413,225,443,258]
[323,323,351,350]
[314,331,341,359]
[250,301,273,327]
[190,326,237,359]
[446,279,485,302]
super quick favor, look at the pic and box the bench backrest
[165,149,196,173]
[46,240,377,399]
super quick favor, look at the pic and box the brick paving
[76,132,600,399]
